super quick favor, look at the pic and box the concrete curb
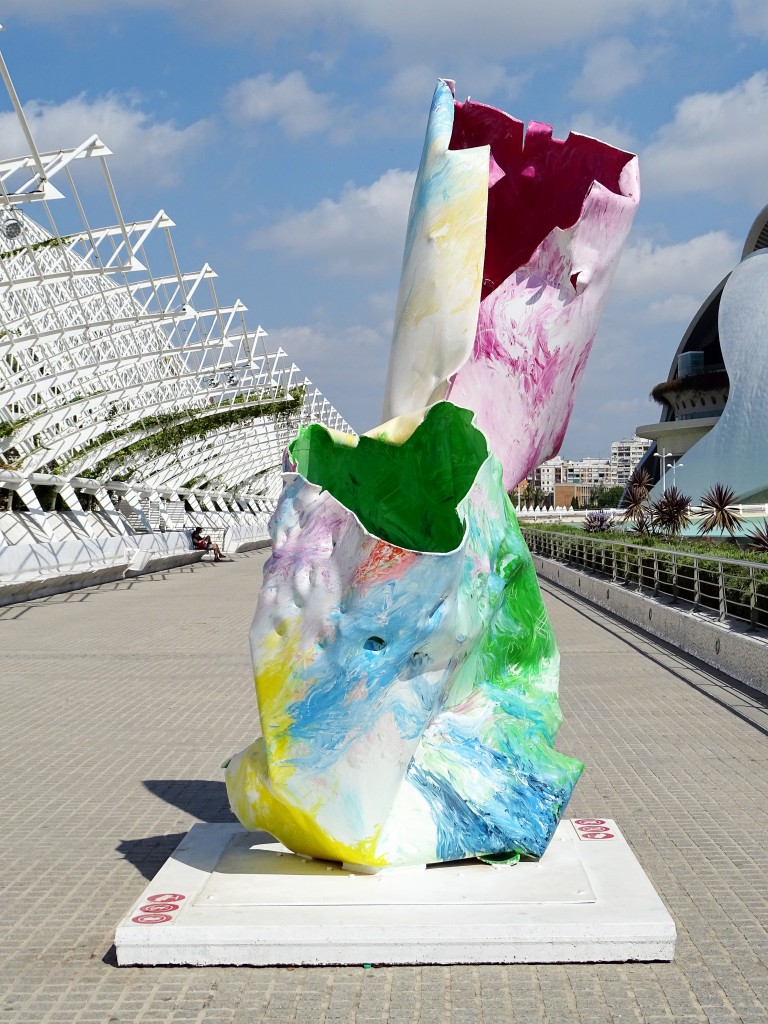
[532,553,768,698]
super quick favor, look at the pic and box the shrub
[747,520,768,553]
[621,481,650,524]
[584,509,615,533]
[651,486,692,538]
[698,483,743,538]
[629,507,655,536]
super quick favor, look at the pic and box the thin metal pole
[653,550,659,594]
[0,48,48,184]
[718,562,727,622]
[749,566,758,630]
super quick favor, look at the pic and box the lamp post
[653,449,668,491]
[653,449,683,489]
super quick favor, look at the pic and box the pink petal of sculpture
[383,81,640,489]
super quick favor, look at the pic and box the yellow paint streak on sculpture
[364,408,427,445]
[226,738,387,867]
[320,426,359,448]
[250,622,303,774]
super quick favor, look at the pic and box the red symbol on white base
[132,892,186,925]
[574,819,615,840]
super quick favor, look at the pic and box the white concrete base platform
[115,818,676,966]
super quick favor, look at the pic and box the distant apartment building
[533,455,612,489]
[532,455,613,507]
[567,457,614,488]
[611,436,651,484]
[534,455,567,494]
[529,439,650,507]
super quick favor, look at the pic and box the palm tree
[621,466,654,524]
[522,483,546,509]
[625,466,653,498]
[746,519,768,553]
[630,507,655,536]
[697,483,743,538]
[621,482,649,524]
[651,486,692,538]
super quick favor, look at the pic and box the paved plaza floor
[2,549,767,1024]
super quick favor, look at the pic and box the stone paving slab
[1,551,766,1023]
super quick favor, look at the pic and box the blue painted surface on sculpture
[409,720,579,861]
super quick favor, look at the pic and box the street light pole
[653,448,668,491]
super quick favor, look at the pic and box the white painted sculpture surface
[382,80,488,422]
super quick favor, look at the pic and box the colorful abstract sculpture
[226,403,582,867]
[225,81,639,869]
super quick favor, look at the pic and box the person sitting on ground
[191,526,224,562]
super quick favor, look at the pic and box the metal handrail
[522,527,768,632]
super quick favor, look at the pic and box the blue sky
[1,1,767,459]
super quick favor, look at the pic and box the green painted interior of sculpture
[289,402,488,552]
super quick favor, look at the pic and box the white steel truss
[0,48,351,497]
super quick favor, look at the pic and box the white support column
[120,488,153,534]
[55,480,86,514]
[13,478,55,542]
[185,493,202,514]
[14,479,43,513]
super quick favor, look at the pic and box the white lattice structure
[0,46,351,602]
[0,48,350,497]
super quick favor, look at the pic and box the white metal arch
[0,47,352,501]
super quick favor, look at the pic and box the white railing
[515,504,768,523]
[522,526,768,632]
[0,467,277,602]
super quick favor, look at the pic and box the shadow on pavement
[116,831,189,882]
[117,780,237,881]
[542,580,768,736]
[143,778,237,822]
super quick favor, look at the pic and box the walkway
[2,551,767,1024]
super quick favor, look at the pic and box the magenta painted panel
[435,96,639,490]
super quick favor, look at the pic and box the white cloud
[254,169,415,277]
[368,63,527,141]
[0,94,209,190]
[3,0,681,56]
[268,322,391,433]
[642,73,768,201]
[226,64,522,149]
[226,72,334,140]
[562,229,741,455]
[570,37,655,104]
[383,66,448,109]
[565,111,637,153]
[384,63,522,108]
[611,231,740,318]
[366,289,398,318]
[267,0,675,57]
[731,0,768,38]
